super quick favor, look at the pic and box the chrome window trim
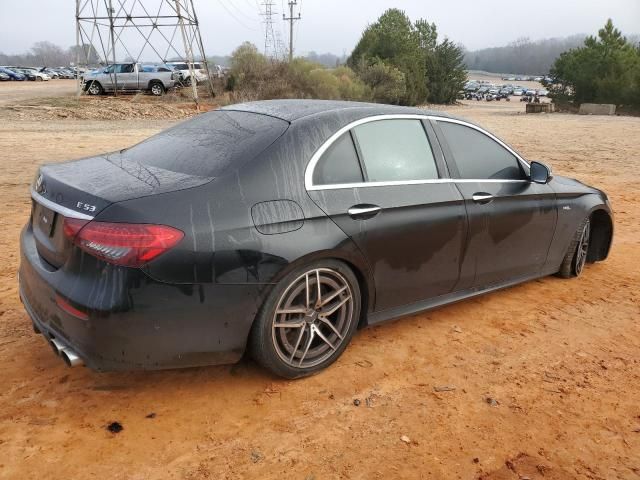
[30,188,95,221]
[304,113,530,191]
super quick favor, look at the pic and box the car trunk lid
[31,154,212,268]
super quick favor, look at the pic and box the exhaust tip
[61,348,84,368]
[49,338,65,356]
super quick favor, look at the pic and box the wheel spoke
[275,306,307,315]
[320,285,347,307]
[322,295,351,316]
[289,325,306,363]
[316,270,322,306]
[305,273,310,309]
[312,324,336,351]
[298,328,315,366]
[274,320,305,328]
[317,317,343,340]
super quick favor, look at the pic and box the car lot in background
[464,75,549,102]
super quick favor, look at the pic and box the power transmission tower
[75,0,214,105]
[282,0,301,62]
[275,31,286,61]
[260,1,278,58]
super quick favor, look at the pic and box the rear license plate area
[33,202,57,237]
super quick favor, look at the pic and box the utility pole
[283,0,301,62]
[107,0,118,96]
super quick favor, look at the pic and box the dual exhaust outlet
[49,337,84,367]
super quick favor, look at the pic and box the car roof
[221,99,454,123]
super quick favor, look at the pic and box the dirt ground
[0,82,639,480]
[0,79,77,106]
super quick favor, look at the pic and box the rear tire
[558,216,591,278]
[150,81,165,96]
[250,260,361,379]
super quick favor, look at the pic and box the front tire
[250,260,361,379]
[558,217,591,278]
[86,81,103,95]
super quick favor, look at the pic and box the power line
[218,0,259,30]
[224,0,260,23]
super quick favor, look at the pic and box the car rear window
[122,110,289,177]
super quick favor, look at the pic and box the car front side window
[437,121,525,180]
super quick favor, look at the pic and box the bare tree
[31,41,72,67]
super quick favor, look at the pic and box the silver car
[83,63,175,96]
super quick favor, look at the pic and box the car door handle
[348,205,382,219]
[472,193,494,204]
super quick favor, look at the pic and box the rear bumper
[19,224,267,371]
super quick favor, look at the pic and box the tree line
[464,31,640,77]
[225,9,467,105]
[464,35,587,75]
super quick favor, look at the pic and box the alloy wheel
[575,219,590,275]
[271,268,354,369]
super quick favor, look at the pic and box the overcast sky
[1,0,639,56]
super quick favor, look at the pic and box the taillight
[63,218,183,267]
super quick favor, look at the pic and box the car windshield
[172,63,189,70]
[119,110,289,177]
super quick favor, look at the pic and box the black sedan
[19,100,613,378]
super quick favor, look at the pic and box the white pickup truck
[82,63,176,96]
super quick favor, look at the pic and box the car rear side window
[352,119,438,182]
[437,121,524,180]
[313,132,363,185]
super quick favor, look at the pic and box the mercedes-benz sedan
[19,100,613,378]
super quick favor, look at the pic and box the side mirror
[530,161,553,184]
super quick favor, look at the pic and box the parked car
[525,89,537,95]
[0,72,10,81]
[15,68,37,81]
[23,68,50,81]
[56,68,75,79]
[82,62,176,95]
[166,61,207,85]
[210,64,226,78]
[41,68,59,79]
[0,67,26,80]
[537,89,549,96]
[19,100,613,378]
